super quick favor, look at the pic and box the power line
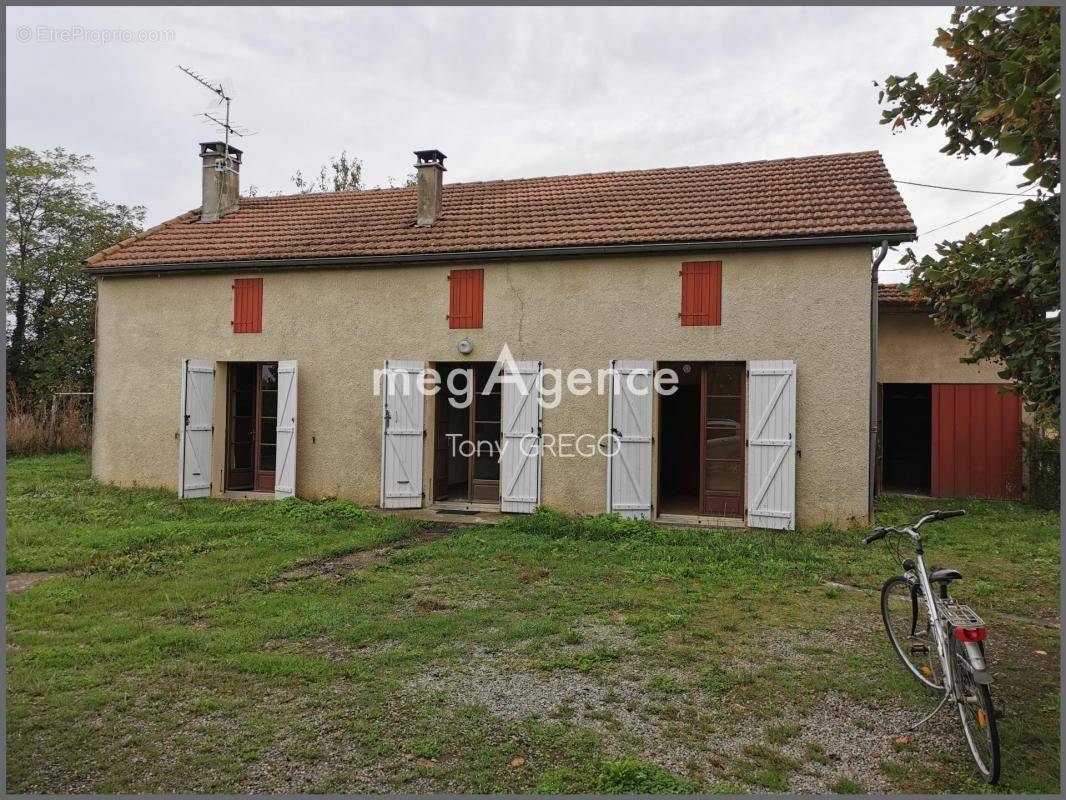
[919,194,1024,237]
[895,179,1038,197]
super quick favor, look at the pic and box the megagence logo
[374,344,681,409]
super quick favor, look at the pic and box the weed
[830,776,864,794]
[595,757,696,793]
[647,674,684,695]
[765,722,802,744]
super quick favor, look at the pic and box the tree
[6,147,144,403]
[879,5,1060,423]
[290,150,364,193]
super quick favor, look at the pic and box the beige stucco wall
[878,310,1004,384]
[93,245,874,528]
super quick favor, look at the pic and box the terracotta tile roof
[88,150,915,270]
[878,283,929,307]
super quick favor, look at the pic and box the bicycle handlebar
[930,509,966,521]
[862,509,965,544]
[863,528,888,545]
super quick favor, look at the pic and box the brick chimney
[199,141,242,223]
[413,149,446,227]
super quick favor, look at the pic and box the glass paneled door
[701,363,745,517]
[226,362,278,492]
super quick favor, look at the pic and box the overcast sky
[6,5,1033,278]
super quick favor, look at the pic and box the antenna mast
[178,65,255,160]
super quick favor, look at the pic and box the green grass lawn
[6,453,1060,793]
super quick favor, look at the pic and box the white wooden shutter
[380,360,425,509]
[607,360,653,519]
[500,361,542,513]
[746,360,796,530]
[178,358,214,499]
[274,360,298,499]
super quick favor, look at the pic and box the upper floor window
[680,261,722,326]
[449,268,484,329]
[232,277,263,333]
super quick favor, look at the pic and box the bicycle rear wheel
[881,576,944,690]
[955,645,1001,784]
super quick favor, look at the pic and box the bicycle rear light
[954,626,987,642]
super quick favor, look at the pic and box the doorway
[433,363,501,504]
[658,361,745,518]
[226,362,279,491]
[880,383,932,494]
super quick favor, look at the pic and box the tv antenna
[178,65,256,159]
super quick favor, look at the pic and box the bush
[6,388,91,456]
[1024,425,1060,509]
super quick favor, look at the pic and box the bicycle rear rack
[938,599,985,629]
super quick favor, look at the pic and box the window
[449,268,484,329]
[232,278,263,333]
[680,261,722,326]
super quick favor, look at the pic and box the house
[86,144,923,529]
[877,284,1024,500]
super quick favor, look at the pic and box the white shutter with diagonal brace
[607,360,653,519]
[275,360,298,499]
[178,358,214,499]
[500,361,542,513]
[746,360,796,530]
[380,360,425,509]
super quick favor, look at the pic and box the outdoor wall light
[457,338,473,355]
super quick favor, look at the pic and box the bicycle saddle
[929,567,962,583]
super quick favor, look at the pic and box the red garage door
[932,384,1022,500]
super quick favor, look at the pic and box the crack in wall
[504,264,526,348]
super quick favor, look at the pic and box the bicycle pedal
[909,642,929,654]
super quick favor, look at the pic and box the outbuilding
[877,285,1024,500]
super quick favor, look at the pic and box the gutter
[85,231,916,276]
[869,239,890,522]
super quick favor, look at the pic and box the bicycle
[864,509,1001,784]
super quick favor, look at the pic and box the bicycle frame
[904,526,956,698]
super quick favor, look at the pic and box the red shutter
[449,268,484,329]
[680,261,722,326]
[232,278,263,334]
[931,384,1022,500]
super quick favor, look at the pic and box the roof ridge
[441,150,886,189]
[241,150,888,202]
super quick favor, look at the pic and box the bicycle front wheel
[956,646,1001,784]
[881,576,944,690]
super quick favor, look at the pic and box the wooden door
[469,364,502,503]
[433,388,450,501]
[225,362,279,492]
[746,361,797,530]
[700,362,746,517]
[931,384,1022,499]
[608,360,654,519]
[380,360,426,509]
[274,361,298,499]
[180,359,215,498]
[226,363,256,490]
[254,363,279,491]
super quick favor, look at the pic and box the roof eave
[85,230,917,276]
